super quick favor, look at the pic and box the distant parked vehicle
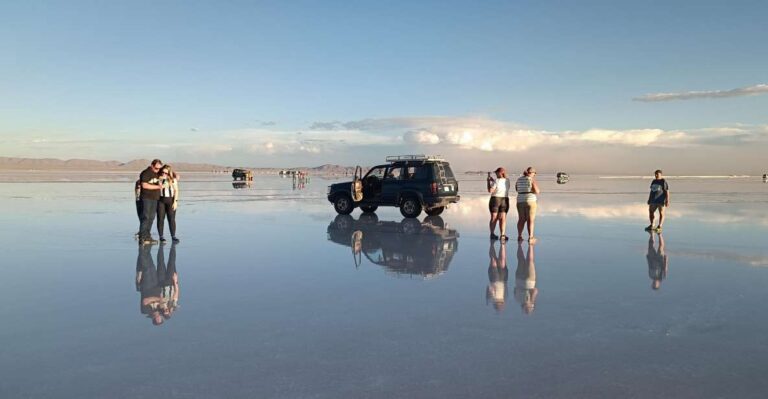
[326,214,459,278]
[232,168,253,181]
[326,155,460,218]
[556,172,569,184]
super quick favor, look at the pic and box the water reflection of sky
[2,175,768,397]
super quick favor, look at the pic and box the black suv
[327,155,460,218]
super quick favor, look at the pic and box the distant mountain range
[0,157,360,175]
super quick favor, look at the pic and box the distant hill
[0,157,360,175]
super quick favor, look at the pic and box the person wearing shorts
[515,167,541,243]
[488,167,511,241]
[646,169,670,232]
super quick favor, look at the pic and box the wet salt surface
[2,174,768,398]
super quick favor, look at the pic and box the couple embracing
[488,167,540,243]
[136,159,180,245]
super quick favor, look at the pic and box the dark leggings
[157,197,177,238]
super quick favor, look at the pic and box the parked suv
[327,155,460,218]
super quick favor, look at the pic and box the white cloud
[634,83,768,102]
[391,117,692,152]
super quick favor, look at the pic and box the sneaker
[644,225,653,232]
[141,238,158,245]
[654,226,663,232]
[500,235,508,242]
[172,237,180,243]
[159,237,167,243]
[490,233,499,240]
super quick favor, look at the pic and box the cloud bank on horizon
[7,116,768,174]
[634,84,768,102]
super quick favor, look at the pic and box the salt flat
[1,174,768,398]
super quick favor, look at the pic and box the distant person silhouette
[646,232,669,290]
[645,169,670,232]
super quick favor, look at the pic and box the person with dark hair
[156,165,180,243]
[138,159,163,245]
[515,167,541,243]
[645,169,670,232]
[488,167,511,241]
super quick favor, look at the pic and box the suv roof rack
[385,154,445,162]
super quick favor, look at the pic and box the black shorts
[489,197,509,213]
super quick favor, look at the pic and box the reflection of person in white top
[486,241,508,312]
[488,167,511,241]
[515,167,541,243]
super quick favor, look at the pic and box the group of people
[488,167,671,242]
[135,159,181,245]
[487,166,541,243]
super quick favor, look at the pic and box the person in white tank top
[515,167,541,243]
[488,167,511,241]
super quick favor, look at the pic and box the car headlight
[326,186,331,195]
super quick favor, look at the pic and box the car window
[442,164,456,179]
[366,167,386,180]
[405,165,430,180]
[385,166,403,180]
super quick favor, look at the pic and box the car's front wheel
[333,195,354,215]
[425,206,444,216]
[400,197,422,218]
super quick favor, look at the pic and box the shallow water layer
[1,174,768,398]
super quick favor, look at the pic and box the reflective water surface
[2,174,768,398]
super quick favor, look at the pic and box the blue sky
[1,0,767,173]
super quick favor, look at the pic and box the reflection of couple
[136,243,180,326]
[487,241,537,314]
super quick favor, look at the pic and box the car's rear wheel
[423,215,445,229]
[333,195,354,215]
[360,205,378,213]
[400,197,422,218]
[425,206,444,216]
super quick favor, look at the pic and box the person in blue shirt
[645,169,670,232]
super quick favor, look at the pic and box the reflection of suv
[327,155,460,218]
[326,215,459,278]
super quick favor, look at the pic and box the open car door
[352,166,363,202]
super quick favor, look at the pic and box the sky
[1,0,767,174]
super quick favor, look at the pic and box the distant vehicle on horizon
[232,168,253,181]
[557,172,569,184]
[326,155,460,218]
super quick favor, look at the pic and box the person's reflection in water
[486,241,508,312]
[135,243,180,326]
[514,242,538,315]
[647,232,669,290]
